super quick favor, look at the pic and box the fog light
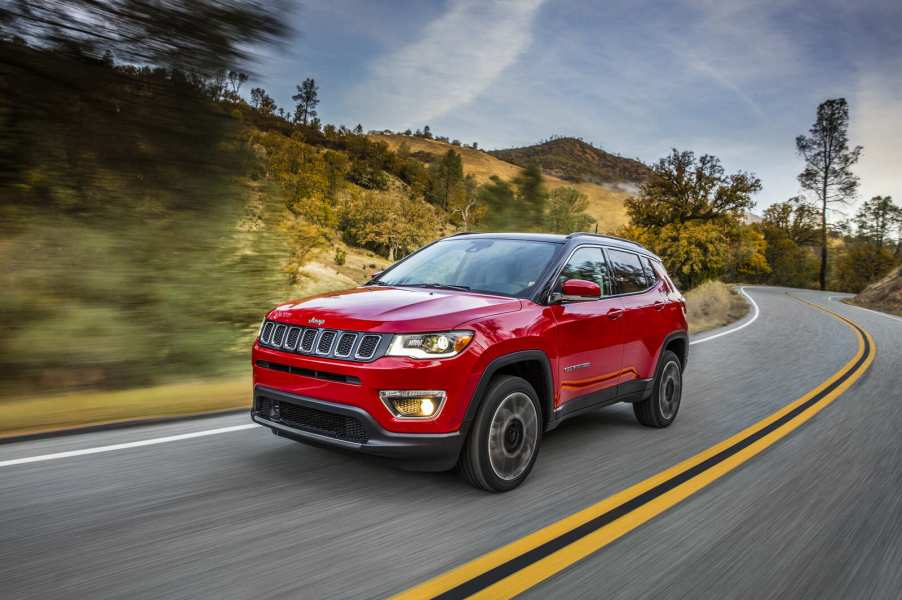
[379,390,446,418]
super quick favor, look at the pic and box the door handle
[653,301,666,311]
[606,308,624,320]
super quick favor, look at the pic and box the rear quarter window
[607,249,649,294]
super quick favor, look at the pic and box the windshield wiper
[405,282,471,291]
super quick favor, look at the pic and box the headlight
[379,390,446,418]
[386,331,474,359]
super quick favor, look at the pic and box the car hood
[267,286,523,332]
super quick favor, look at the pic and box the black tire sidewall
[467,375,543,492]
[652,351,682,426]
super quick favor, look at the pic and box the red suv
[252,233,688,491]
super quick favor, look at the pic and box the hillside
[369,133,633,232]
[851,265,902,316]
[489,137,651,188]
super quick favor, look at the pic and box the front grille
[256,397,368,443]
[356,335,380,359]
[271,324,287,347]
[300,329,317,353]
[317,330,337,354]
[335,333,357,357]
[284,327,301,351]
[258,320,385,362]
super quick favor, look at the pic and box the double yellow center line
[394,296,876,599]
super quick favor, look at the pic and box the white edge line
[0,424,259,468]
[689,287,760,346]
[828,295,902,324]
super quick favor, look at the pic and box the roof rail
[448,231,475,237]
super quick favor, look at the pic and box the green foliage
[546,187,595,233]
[334,248,347,266]
[514,164,548,228]
[624,222,730,289]
[340,190,441,260]
[854,196,901,247]
[626,149,761,228]
[832,242,898,293]
[759,198,820,287]
[623,149,764,288]
[427,150,465,210]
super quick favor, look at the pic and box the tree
[450,175,482,230]
[854,195,901,247]
[513,163,548,230]
[227,71,248,94]
[291,78,319,125]
[760,197,820,287]
[796,98,863,290]
[626,149,761,228]
[422,125,433,139]
[761,197,820,246]
[833,242,898,293]
[427,149,464,210]
[546,187,594,233]
[478,176,517,231]
[251,87,277,113]
[354,124,364,135]
[624,149,763,288]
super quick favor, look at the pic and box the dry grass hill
[369,133,635,233]
[490,137,651,188]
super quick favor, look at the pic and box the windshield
[374,238,560,297]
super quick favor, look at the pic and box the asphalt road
[2,287,900,599]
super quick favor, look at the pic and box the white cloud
[348,0,546,129]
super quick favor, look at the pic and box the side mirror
[559,278,601,301]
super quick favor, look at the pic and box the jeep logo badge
[308,317,325,326]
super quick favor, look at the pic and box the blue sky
[252,0,902,214]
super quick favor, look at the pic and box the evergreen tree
[291,77,319,125]
[796,98,863,290]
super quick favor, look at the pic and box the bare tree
[796,98,863,290]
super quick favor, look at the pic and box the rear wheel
[459,375,542,492]
[634,350,682,428]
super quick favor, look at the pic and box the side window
[559,247,611,296]
[607,249,648,294]
[640,256,657,288]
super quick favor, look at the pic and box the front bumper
[252,386,463,471]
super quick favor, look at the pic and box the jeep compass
[251,233,688,491]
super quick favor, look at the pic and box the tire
[634,350,682,428]
[459,375,543,492]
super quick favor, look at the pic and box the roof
[447,231,659,260]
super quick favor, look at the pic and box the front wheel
[459,375,542,492]
[634,350,682,428]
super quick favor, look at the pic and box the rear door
[549,246,625,411]
[605,248,660,388]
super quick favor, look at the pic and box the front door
[549,246,625,412]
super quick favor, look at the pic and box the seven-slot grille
[258,320,384,362]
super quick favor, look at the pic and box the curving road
[2,287,901,599]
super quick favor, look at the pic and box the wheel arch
[463,350,555,434]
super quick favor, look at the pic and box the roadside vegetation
[684,281,750,334]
